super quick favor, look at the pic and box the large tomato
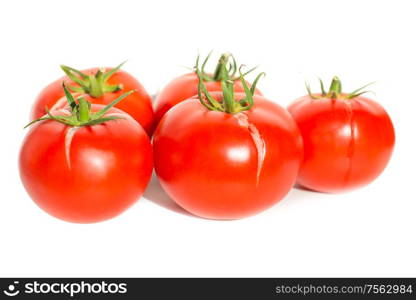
[288,77,395,193]
[153,72,303,219]
[31,63,155,135]
[20,89,153,223]
[153,53,262,125]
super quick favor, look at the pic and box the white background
[0,0,415,277]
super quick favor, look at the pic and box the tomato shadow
[143,173,195,217]
[293,183,322,193]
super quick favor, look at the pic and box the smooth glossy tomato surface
[153,93,303,219]
[288,95,395,193]
[31,68,155,135]
[20,105,153,223]
[153,72,262,125]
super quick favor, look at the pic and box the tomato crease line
[344,101,356,186]
[234,112,266,186]
[65,126,80,170]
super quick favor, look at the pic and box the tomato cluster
[19,53,395,223]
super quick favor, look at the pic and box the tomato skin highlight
[31,68,155,135]
[153,72,262,126]
[288,95,395,193]
[153,93,303,219]
[20,105,153,223]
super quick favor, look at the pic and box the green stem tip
[25,84,135,128]
[194,52,257,82]
[60,61,126,98]
[306,76,375,100]
[196,59,264,114]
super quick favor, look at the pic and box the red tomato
[153,92,303,219]
[154,53,262,125]
[20,93,153,223]
[31,64,155,135]
[288,77,395,193]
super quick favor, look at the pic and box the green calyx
[25,84,135,128]
[196,60,265,114]
[306,76,375,100]
[60,62,126,98]
[195,51,258,82]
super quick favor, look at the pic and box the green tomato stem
[328,76,342,99]
[306,76,375,100]
[25,85,134,128]
[60,62,125,98]
[195,59,264,114]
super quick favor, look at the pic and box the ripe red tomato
[31,63,155,135]
[20,90,153,223]
[153,71,303,219]
[153,53,262,125]
[288,77,395,193]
